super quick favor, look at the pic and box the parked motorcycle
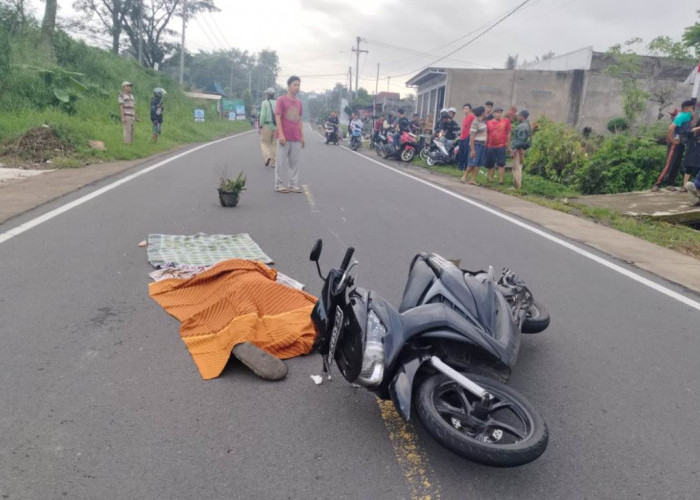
[309,240,550,467]
[325,122,340,145]
[376,130,418,162]
[426,138,459,166]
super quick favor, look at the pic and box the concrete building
[407,47,694,132]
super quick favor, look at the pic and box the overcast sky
[39,0,700,95]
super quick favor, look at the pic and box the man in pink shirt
[274,75,305,193]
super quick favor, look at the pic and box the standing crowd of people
[446,101,531,189]
[652,98,700,206]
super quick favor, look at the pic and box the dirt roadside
[1,146,699,294]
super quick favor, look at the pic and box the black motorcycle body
[309,241,550,467]
[426,138,459,166]
[325,122,340,145]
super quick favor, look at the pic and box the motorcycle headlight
[357,310,386,387]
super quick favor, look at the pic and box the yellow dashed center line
[376,398,442,500]
[302,184,319,212]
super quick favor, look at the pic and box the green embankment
[0,27,250,167]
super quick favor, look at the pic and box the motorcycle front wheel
[419,146,430,161]
[401,148,415,162]
[426,155,437,166]
[416,373,548,467]
[522,300,550,333]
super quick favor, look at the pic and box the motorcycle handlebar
[340,247,355,272]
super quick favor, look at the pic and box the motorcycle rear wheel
[416,373,548,467]
[419,147,430,161]
[426,155,437,166]
[522,301,550,334]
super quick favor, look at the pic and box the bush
[574,134,666,194]
[607,117,629,134]
[524,116,587,183]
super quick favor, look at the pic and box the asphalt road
[1,127,699,499]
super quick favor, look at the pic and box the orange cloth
[149,259,317,379]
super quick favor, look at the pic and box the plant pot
[218,189,240,207]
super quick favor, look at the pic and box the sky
[34,0,700,96]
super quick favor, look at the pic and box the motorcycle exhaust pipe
[430,356,491,401]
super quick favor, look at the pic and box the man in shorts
[484,107,511,184]
[461,106,487,184]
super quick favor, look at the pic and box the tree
[646,36,695,119]
[72,0,133,54]
[682,10,700,56]
[604,39,650,126]
[73,0,218,67]
[349,87,372,112]
[505,54,518,69]
[40,0,57,49]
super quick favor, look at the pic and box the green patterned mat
[147,233,274,267]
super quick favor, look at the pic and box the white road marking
[0,131,254,245]
[314,129,700,312]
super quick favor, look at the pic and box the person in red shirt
[457,103,474,174]
[485,107,512,184]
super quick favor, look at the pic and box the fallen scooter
[309,241,550,467]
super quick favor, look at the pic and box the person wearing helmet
[259,87,277,167]
[435,110,460,149]
[447,107,457,120]
[150,87,166,144]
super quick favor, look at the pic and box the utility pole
[348,66,352,96]
[229,56,234,97]
[137,0,143,66]
[373,63,379,118]
[179,0,187,85]
[352,36,368,101]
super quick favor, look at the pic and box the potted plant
[218,171,246,207]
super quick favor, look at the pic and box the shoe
[459,177,466,184]
[275,186,290,193]
[651,185,661,192]
[232,342,288,381]
[468,181,478,185]
[686,182,699,199]
[666,186,677,191]
[678,187,687,192]
[289,186,304,193]
[269,163,276,168]
[265,157,271,166]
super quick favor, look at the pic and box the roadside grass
[412,159,700,258]
[0,29,252,167]
[0,98,251,166]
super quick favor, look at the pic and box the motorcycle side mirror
[309,239,322,262]
[310,239,326,281]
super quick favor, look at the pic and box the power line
[205,11,233,49]
[386,0,534,79]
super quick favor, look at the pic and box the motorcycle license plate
[325,306,344,370]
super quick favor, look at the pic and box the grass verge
[413,159,700,259]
